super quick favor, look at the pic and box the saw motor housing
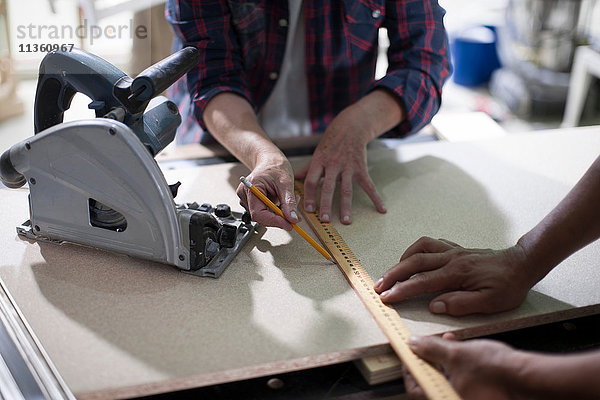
[0,47,255,278]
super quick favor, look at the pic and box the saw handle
[130,47,200,102]
[34,48,127,134]
[34,47,200,134]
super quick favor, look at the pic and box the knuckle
[410,253,427,265]
[408,273,437,294]
[416,236,433,246]
[409,272,429,287]
[450,258,477,276]
[322,183,336,194]
[340,186,353,197]
[278,173,292,186]
[381,271,393,283]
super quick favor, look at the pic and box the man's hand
[406,334,600,400]
[236,155,299,231]
[204,92,301,230]
[295,112,386,224]
[405,335,527,400]
[295,96,392,225]
[374,237,536,316]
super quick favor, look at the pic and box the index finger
[400,237,455,262]
[376,252,451,294]
[246,189,292,231]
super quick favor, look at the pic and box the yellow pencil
[240,176,335,264]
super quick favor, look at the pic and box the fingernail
[321,214,330,222]
[379,289,390,298]
[290,211,298,220]
[431,301,447,314]
[374,278,383,290]
[408,336,421,350]
[342,215,351,224]
[305,204,314,212]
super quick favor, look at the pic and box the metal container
[505,0,584,72]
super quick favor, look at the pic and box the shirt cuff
[373,69,442,138]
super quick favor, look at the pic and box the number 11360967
[18,43,74,53]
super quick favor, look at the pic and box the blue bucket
[451,26,501,87]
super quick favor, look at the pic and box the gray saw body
[0,47,255,278]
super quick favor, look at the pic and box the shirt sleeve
[375,0,452,137]
[166,0,254,130]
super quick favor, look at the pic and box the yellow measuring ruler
[295,182,461,400]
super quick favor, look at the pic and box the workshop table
[1,126,599,399]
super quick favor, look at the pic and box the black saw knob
[215,204,231,218]
[219,224,237,248]
[199,203,212,212]
[242,211,252,225]
[169,181,181,198]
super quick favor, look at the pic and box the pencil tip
[328,258,336,265]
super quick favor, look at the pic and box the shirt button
[372,9,381,18]
[269,72,278,80]
[279,18,288,27]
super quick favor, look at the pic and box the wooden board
[1,127,599,398]
[333,127,600,339]
[0,183,388,399]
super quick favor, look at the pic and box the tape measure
[295,182,461,400]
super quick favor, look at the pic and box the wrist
[515,233,558,285]
[355,89,405,139]
[254,146,288,170]
[514,352,594,399]
[510,351,546,396]
[347,103,379,144]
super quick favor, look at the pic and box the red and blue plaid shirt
[166,0,451,142]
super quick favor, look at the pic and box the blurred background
[1,0,599,150]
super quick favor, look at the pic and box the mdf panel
[0,127,598,398]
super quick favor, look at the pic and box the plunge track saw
[0,47,255,278]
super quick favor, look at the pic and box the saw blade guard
[6,119,188,268]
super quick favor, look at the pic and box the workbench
[1,126,599,399]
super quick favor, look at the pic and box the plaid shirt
[166,0,451,142]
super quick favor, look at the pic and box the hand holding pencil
[240,176,335,263]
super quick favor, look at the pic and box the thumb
[408,335,453,367]
[429,290,498,317]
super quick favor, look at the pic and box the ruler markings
[295,182,461,400]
